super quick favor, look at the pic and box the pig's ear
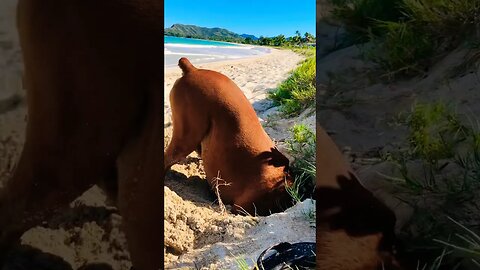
[267,146,291,168]
[273,146,290,164]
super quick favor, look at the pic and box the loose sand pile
[165,194,315,269]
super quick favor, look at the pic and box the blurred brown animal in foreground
[316,126,405,270]
[0,1,164,269]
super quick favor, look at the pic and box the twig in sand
[233,203,256,217]
[212,171,230,215]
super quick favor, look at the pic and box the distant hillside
[164,24,254,42]
[164,24,314,46]
[240,34,259,40]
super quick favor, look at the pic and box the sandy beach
[163,48,316,268]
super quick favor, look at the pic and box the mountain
[240,34,258,40]
[164,24,257,42]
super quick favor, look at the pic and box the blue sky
[164,0,315,37]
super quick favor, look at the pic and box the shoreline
[165,37,272,69]
[164,47,279,74]
[164,35,245,47]
[164,47,272,69]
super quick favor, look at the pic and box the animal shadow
[2,205,118,270]
[316,172,398,256]
[2,245,72,270]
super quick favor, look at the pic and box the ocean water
[164,36,270,68]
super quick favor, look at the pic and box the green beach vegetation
[262,33,316,118]
[254,31,316,47]
[268,52,316,116]
[285,124,316,204]
[330,0,480,78]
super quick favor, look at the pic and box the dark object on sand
[256,242,316,270]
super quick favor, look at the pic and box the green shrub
[286,124,317,198]
[269,56,316,116]
[384,102,471,189]
[407,102,467,164]
[331,0,480,77]
[287,124,316,185]
[369,20,435,77]
[330,0,404,42]
[282,124,316,203]
[290,46,316,58]
[404,0,480,39]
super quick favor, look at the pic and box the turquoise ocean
[164,36,270,67]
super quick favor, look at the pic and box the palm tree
[292,30,302,45]
[304,32,315,43]
[273,34,286,46]
[258,36,266,45]
[258,36,273,46]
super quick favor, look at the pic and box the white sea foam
[164,51,219,57]
[165,43,258,50]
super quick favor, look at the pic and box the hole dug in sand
[164,156,315,269]
[164,182,316,269]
